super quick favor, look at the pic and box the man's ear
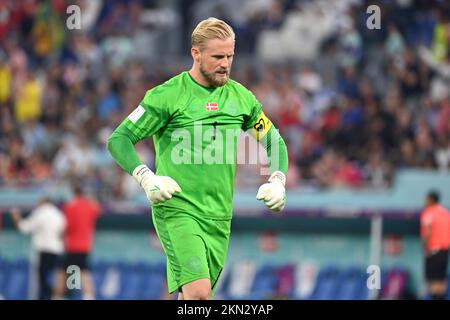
[191,46,201,64]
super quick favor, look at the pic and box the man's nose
[220,58,230,69]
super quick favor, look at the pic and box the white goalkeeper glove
[256,171,286,212]
[132,164,181,204]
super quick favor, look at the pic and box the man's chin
[211,76,229,87]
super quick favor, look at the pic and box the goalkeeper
[107,17,288,300]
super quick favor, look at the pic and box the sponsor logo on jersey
[205,102,219,111]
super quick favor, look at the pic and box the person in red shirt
[53,184,100,300]
[420,191,450,300]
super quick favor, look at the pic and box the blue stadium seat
[3,259,29,299]
[223,260,258,300]
[247,264,278,300]
[92,260,110,299]
[309,265,340,300]
[0,259,11,298]
[214,267,231,300]
[447,276,450,300]
[139,262,165,300]
[117,262,144,299]
[335,266,367,300]
[94,261,125,300]
[291,262,319,300]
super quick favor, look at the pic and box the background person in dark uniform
[420,191,450,300]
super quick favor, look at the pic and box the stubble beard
[200,63,230,87]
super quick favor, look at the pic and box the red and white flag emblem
[206,102,219,111]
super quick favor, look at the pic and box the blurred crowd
[0,0,450,203]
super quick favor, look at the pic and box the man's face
[195,37,234,87]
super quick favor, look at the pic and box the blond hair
[191,17,235,50]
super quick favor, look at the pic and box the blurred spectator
[0,52,11,103]
[0,0,449,201]
[363,153,393,189]
[430,8,450,63]
[435,135,450,172]
[420,191,450,300]
[10,198,66,300]
[385,23,405,60]
[13,70,42,123]
[53,184,100,300]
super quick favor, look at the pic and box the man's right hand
[132,164,181,204]
[10,207,21,221]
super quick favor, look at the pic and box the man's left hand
[256,171,286,212]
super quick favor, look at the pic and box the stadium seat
[447,277,450,300]
[3,259,29,299]
[380,267,408,300]
[309,265,340,300]
[292,262,319,300]
[0,259,11,299]
[0,257,424,300]
[213,265,231,300]
[139,262,165,300]
[92,260,110,299]
[335,266,367,300]
[247,264,279,300]
[226,260,258,299]
[447,276,450,300]
[276,264,295,298]
[117,262,144,299]
[98,262,122,300]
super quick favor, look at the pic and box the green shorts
[152,208,231,296]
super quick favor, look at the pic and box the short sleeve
[421,213,433,227]
[420,211,433,239]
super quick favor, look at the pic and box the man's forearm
[259,125,289,174]
[107,122,182,205]
[107,123,143,175]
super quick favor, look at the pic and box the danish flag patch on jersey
[206,102,219,111]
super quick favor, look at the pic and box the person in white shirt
[11,198,66,300]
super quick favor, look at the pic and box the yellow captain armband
[249,111,273,141]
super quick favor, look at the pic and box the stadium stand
[0,0,449,300]
[1,257,433,300]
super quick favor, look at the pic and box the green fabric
[107,124,142,175]
[108,71,288,219]
[260,125,289,174]
[152,208,231,296]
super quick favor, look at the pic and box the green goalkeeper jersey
[109,71,288,219]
